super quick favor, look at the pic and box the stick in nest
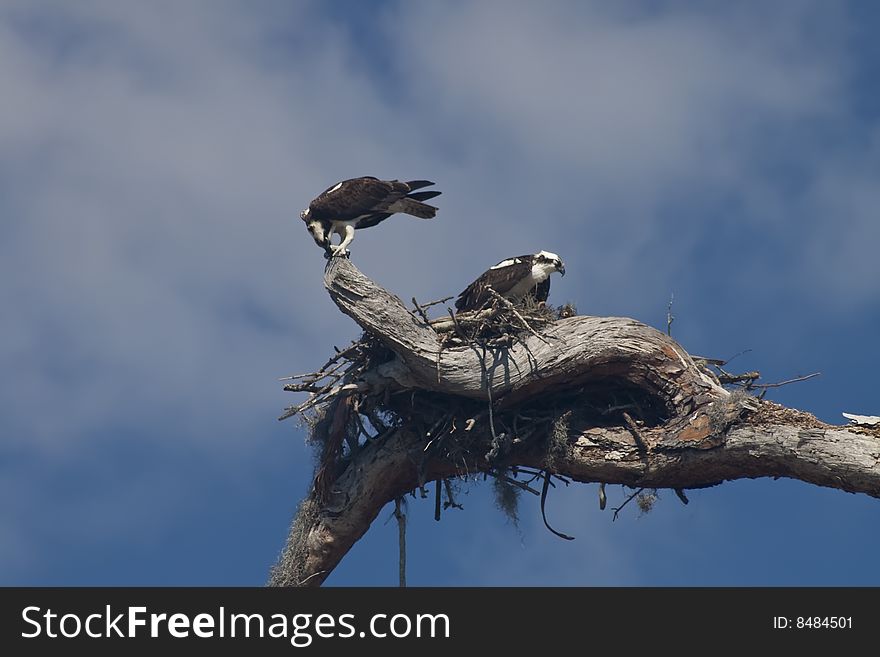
[489,471,541,496]
[417,295,454,311]
[484,287,551,345]
[612,487,644,521]
[446,308,468,342]
[750,372,820,389]
[716,371,761,385]
[540,470,575,540]
[410,297,432,325]
[622,411,648,451]
[278,381,363,421]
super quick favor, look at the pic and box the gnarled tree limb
[269,258,880,587]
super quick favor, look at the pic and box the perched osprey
[300,176,440,256]
[455,251,566,312]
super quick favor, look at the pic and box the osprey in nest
[456,251,566,312]
[300,176,441,256]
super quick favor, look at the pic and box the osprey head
[535,250,565,277]
[300,207,329,249]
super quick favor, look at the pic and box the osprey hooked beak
[556,260,566,277]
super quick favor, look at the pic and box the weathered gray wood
[269,258,880,587]
[324,257,726,414]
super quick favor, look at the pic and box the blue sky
[2,0,879,586]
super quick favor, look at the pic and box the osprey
[455,251,566,312]
[300,176,441,256]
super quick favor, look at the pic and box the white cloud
[383,0,876,313]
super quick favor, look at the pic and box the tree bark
[268,257,880,587]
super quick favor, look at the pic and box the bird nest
[280,295,667,527]
[427,293,572,346]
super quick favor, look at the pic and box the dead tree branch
[269,258,880,587]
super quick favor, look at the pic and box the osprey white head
[532,251,566,279]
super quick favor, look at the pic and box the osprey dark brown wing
[455,256,534,312]
[300,177,442,256]
[307,177,407,222]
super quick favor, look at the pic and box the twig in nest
[716,371,761,385]
[484,287,551,345]
[428,306,495,332]
[279,342,370,421]
[282,367,345,392]
[724,348,752,366]
[598,482,607,510]
[279,372,311,382]
[446,308,468,342]
[540,470,575,540]
[318,348,357,373]
[410,297,432,325]
[666,293,674,336]
[692,355,728,367]
[419,295,454,310]
[489,471,541,497]
[750,372,820,389]
[278,398,314,422]
[443,479,463,510]
[284,378,343,393]
[515,467,547,483]
[393,498,406,588]
[422,415,450,453]
[612,487,644,521]
[622,411,648,451]
[278,382,363,421]
[434,480,442,521]
[553,473,572,486]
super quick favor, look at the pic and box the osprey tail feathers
[406,190,442,203]
[389,197,439,219]
[404,180,435,191]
